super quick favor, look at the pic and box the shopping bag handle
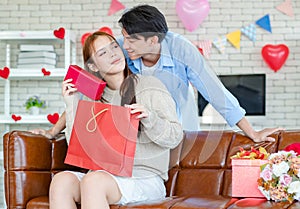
[86,106,108,132]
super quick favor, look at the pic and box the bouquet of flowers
[258,150,300,203]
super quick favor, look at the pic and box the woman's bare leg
[49,172,81,209]
[80,171,122,209]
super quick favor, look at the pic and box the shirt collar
[130,37,174,72]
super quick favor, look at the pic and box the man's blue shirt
[117,31,245,130]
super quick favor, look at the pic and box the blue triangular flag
[255,14,272,33]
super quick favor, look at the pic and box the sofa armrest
[3,131,71,209]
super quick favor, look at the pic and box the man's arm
[236,117,283,142]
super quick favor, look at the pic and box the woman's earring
[88,63,99,72]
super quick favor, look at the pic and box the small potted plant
[24,95,46,115]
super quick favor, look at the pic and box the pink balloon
[176,0,210,32]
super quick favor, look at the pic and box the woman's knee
[81,171,111,188]
[80,171,121,204]
[50,172,80,198]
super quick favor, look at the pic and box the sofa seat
[3,130,300,209]
[26,195,236,209]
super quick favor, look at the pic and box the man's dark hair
[118,4,168,42]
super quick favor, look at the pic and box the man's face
[121,28,152,60]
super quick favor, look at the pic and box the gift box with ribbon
[231,147,269,198]
[232,159,268,198]
[64,65,106,100]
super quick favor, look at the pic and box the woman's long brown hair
[82,31,137,105]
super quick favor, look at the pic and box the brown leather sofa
[3,130,300,209]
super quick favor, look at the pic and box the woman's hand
[29,128,55,139]
[125,104,149,119]
[62,79,77,97]
[62,79,80,107]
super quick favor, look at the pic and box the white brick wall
[0,0,299,208]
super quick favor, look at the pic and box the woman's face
[91,35,125,78]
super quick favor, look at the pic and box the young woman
[49,31,183,209]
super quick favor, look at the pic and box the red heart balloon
[81,32,92,46]
[12,114,22,122]
[99,26,113,36]
[47,113,59,124]
[0,67,10,79]
[261,44,289,72]
[41,68,51,76]
[53,27,65,39]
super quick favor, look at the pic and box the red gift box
[232,159,268,198]
[64,65,106,100]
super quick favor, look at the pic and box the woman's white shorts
[64,170,166,205]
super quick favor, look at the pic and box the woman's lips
[111,58,121,64]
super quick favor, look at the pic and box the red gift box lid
[64,65,106,100]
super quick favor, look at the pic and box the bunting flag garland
[241,24,256,42]
[226,30,241,49]
[186,2,292,56]
[276,0,294,17]
[207,13,273,55]
[108,0,125,16]
[213,37,227,54]
[195,40,212,58]
[255,14,272,33]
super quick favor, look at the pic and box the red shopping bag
[64,100,139,177]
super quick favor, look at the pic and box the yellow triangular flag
[226,30,241,49]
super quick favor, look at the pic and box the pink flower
[260,165,273,181]
[279,174,292,186]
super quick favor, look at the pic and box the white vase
[30,106,40,115]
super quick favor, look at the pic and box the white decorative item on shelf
[0,30,77,132]
[30,106,40,115]
[17,44,57,68]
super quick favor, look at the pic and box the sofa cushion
[119,197,185,209]
[227,197,295,209]
[278,130,300,151]
[174,169,224,196]
[26,196,49,209]
[170,195,238,209]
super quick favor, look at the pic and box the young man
[32,5,281,143]
[117,4,281,142]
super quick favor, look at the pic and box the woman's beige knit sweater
[65,75,183,180]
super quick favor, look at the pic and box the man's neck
[141,43,161,67]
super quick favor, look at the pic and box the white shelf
[7,68,66,79]
[0,30,76,42]
[0,114,51,124]
[0,30,76,129]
